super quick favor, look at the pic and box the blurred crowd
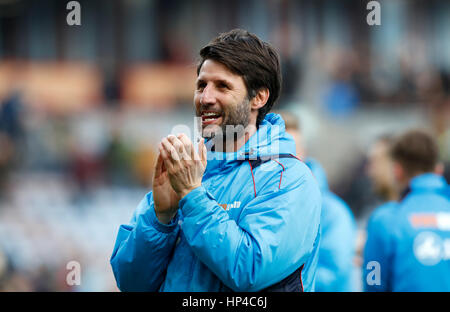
[0,0,449,291]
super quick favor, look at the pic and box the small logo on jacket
[410,213,450,230]
[219,201,241,211]
[413,232,449,266]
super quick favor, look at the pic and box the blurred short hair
[276,111,300,131]
[197,29,282,126]
[390,130,439,176]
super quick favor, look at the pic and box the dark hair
[390,130,439,176]
[197,29,282,126]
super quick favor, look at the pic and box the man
[282,112,357,292]
[110,29,322,292]
[363,130,450,291]
[359,135,399,290]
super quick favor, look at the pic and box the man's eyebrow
[196,77,233,86]
[216,79,233,86]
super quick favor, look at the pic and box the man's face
[367,140,396,196]
[194,59,252,139]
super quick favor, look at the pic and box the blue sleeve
[179,163,321,292]
[315,196,356,292]
[363,207,395,292]
[110,192,180,291]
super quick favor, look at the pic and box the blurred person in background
[357,135,400,285]
[0,132,13,202]
[366,135,399,205]
[0,91,25,202]
[103,127,134,187]
[281,111,357,292]
[0,247,33,292]
[426,70,450,184]
[322,51,360,118]
[131,143,158,188]
[363,130,450,291]
[110,29,321,292]
[270,22,303,106]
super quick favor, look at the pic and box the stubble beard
[202,97,252,145]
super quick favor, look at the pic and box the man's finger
[161,137,181,162]
[154,151,164,178]
[199,138,207,167]
[177,133,194,160]
[168,134,190,161]
[159,143,174,172]
[192,137,206,164]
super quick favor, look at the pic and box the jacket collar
[203,113,296,177]
[400,173,448,200]
[409,173,448,191]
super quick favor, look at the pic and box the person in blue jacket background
[363,129,450,291]
[304,158,357,292]
[361,135,400,290]
[110,29,322,292]
[282,113,357,292]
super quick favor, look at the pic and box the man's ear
[250,88,270,111]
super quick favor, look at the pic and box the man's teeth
[204,117,220,121]
[202,112,221,122]
[203,112,221,117]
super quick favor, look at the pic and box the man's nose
[200,84,217,105]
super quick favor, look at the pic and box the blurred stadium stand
[0,0,449,291]
[121,64,196,110]
[0,60,103,114]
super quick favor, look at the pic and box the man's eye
[197,83,206,90]
[218,83,229,89]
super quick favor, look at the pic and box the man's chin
[202,124,223,139]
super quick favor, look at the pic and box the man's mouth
[201,111,223,126]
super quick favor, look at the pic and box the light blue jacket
[305,158,357,292]
[110,113,322,292]
[363,173,450,291]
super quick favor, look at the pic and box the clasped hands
[153,133,207,224]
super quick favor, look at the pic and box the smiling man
[110,29,322,292]
[195,59,255,151]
